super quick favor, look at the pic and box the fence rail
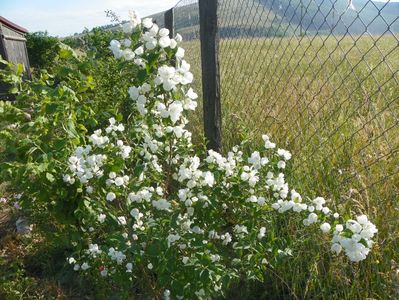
[160,0,398,204]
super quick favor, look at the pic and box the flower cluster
[63,12,377,300]
[331,215,377,262]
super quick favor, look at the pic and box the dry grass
[183,34,399,299]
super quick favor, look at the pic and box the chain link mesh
[219,0,399,208]
[173,0,204,139]
[169,0,399,210]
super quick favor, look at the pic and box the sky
[1,0,398,37]
[0,0,178,37]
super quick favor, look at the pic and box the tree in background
[26,31,59,70]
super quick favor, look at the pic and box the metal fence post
[164,8,174,38]
[199,0,222,152]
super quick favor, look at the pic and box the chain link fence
[164,0,398,212]
[217,0,399,209]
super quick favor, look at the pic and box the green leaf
[45,103,58,114]
[133,164,145,177]
[54,139,67,151]
[9,87,18,94]
[46,172,55,182]
[59,48,73,59]
[137,69,147,82]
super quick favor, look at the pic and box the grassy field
[183,34,399,299]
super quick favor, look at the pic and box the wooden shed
[0,16,31,87]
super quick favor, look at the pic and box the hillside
[258,0,399,35]
[166,0,399,38]
[68,0,398,40]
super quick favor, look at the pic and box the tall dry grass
[183,34,399,299]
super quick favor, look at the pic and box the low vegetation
[0,10,397,300]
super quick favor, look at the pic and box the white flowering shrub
[63,12,377,299]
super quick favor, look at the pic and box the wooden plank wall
[0,22,31,98]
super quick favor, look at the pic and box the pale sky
[0,0,178,37]
[1,0,398,37]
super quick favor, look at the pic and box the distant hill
[155,0,399,39]
[68,0,399,40]
[258,0,399,35]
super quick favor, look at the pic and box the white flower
[109,40,121,51]
[331,243,342,254]
[346,220,362,233]
[203,171,215,187]
[68,257,76,264]
[335,224,344,232]
[159,36,171,48]
[221,232,232,245]
[262,135,276,149]
[277,161,286,169]
[340,238,370,262]
[360,221,378,239]
[322,207,330,214]
[306,212,318,224]
[146,39,157,50]
[356,214,368,225]
[167,233,181,247]
[130,208,143,220]
[128,10,141,28]
[170,39,177,49]
[63,174,75,184]
[320,222,331,233]
[175,33,183,42]
[98,213,106,223]
[277,148,292,160]
[118,216,127,225]
[123,39,132,47]
[88,244,102,257]
[210,254,221,262]
[142,18,153,28]
[168,101,184,123]
[81,262,90,270]
[152,199,171,211]
[313,197,326,210]
[186,88,198,100]
[164,289,171,300]
[114,176,125,186]
[195,289,205,297]
[134,46,144,56]
[159,28,170,37]
[258,227,266,239]
[122,22,134,33]
[123,48,135,61]
[134,58,146,68]
[176,47,185,59]
[234,225,248,235]
[126,262,133,272]
[182,256,189,264]
[106,192,116,202]
[149,23,159,35]
[128,86,140,100]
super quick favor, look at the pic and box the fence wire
[217,0,399,205]
[169,0,399,207]
[172,0,204,139]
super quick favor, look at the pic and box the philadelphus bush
[64,12,377,299]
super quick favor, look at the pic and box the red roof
[0,16,28,33]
